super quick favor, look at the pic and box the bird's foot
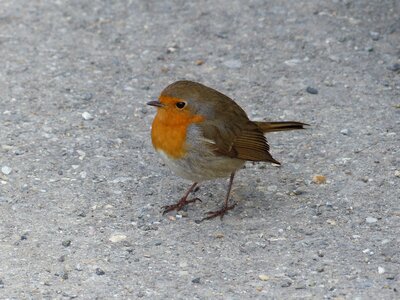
[201,203,237,221]
[162,197,202,214]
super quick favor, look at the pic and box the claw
[162,197,202,215]
[192,197,202,203]
[161,182,200,215]
[201,203,237,221]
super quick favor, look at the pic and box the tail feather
[255,121,308,133]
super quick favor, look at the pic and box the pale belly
[157,149,245,182]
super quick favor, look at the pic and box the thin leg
[162,182,201,214]
[201,172,237,221]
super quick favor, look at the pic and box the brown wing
[199,120,280,164]
[233,121,280,164]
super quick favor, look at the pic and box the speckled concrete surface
[0,1,399,299]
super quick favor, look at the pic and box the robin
[147,80,307,220]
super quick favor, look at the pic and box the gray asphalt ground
[1,0,399,299]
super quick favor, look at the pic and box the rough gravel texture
[1,0,399,299]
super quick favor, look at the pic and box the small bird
[147,80,307,220]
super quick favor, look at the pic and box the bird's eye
[175,102,186,109]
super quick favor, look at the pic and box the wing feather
[199,120,280,164]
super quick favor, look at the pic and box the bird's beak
[147,100,164,107]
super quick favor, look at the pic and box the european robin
[147,80,307,220]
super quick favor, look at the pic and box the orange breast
[151,106,204,159]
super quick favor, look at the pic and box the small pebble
[340,129,350,135]
[60,271,68,280]
[317,267,324,273]
[369,31,380,41]
[214,232,224,239]
[95,268,105,275]
[195,60,204,66]
[294,284,307,290]
[366,217,378,223]
[258,274,270,281]
[361,176,369,183]
[281,280,292,287]
[77,211,86,217]
[62,240,71,247]
[177,211,188,217]
[292,188,305,195]
[140,107,147,115]
[312,175,326,184]
[109,234,127,243]
[160,66,169,73]
[284,58,301,66]
[191,277,201,284]
[326,219,336,225]
[166,45,178,53]
[81,92,93,101]
[0,279,4,288]
[394,170,400,178]
[1,166,12,175]
[14,149,24,155]
[306,86,318,94]
[324,80,335,87]
[81,112,94,120]
[378,267,385,274]
[387,63,400,72]
[365,46,374,52]
[329,55,340,63]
